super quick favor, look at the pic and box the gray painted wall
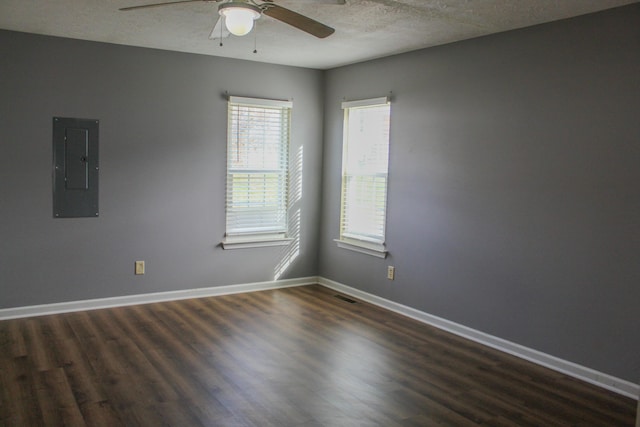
[319,5,640,382]
[0,30,324,308]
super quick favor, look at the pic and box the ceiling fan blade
[262,0,345,3]
[295,0,345,3]
[262,4,335,39]
[209,15,230,40]
[119,0,218,12]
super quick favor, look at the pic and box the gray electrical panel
[53,117,99,218]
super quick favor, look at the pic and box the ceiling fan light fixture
[219,2,261,37]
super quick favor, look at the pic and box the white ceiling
[0,0,637,69]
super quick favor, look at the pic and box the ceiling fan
[120,0,340,39]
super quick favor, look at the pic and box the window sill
[334,238,387,258]
[222,236,293,250]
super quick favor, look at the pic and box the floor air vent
[334,295,357,304]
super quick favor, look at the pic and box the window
[336,97,391,258]
[222,96,293,249]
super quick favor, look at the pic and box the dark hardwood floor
[0,284,636,426]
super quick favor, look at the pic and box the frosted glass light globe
[220,5,260,37]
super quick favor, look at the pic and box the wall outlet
[387,265,395,280]
[135,260,145,275]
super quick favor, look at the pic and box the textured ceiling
[0,0,637,69]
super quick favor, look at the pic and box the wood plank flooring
[0,284,636,426]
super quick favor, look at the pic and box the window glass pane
[226,100,290,236]
[340,101,391,244]
[344,106,390,174]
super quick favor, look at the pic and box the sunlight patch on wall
[274,145,304,280]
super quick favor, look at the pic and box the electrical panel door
[53,117,99,218]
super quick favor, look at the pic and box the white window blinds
[339,97,391,249]
[226,96,291,237]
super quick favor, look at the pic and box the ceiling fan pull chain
[253,20,258,54]
[219,15,224,47]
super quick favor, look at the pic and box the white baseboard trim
[0,276,318,321]
[318,276,639,400]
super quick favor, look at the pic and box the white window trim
[334,238,388,258]
[336,96,391,258]
[341,96,389,109]
[229,96,292,109]
[222,96,293,250]
[222,233,293,250]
